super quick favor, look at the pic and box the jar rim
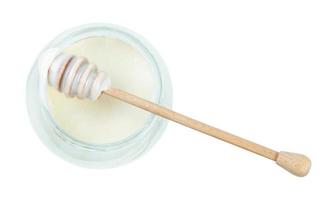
[27,23,173,168]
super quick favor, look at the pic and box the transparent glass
[26,24,173,168]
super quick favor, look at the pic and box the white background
[0,0,333,199]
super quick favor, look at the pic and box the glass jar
[26,24,173,168]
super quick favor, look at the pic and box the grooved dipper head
[47,52,111,100]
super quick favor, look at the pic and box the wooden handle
[103,88,311,177]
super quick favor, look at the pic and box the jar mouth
[28,23,173,168]
[37,24,165,151]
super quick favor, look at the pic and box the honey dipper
[46,51,311,177]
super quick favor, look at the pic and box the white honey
[47,37,157,144]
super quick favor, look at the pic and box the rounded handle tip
[276,151,311,177]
